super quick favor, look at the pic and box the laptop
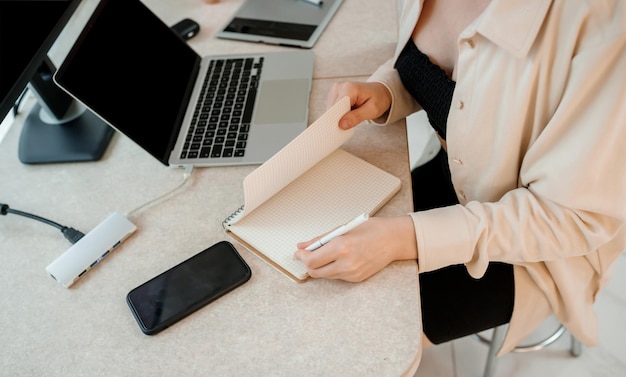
[54,0,314,168]
[216,0,344,49]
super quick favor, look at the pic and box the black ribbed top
[395,39,456,140]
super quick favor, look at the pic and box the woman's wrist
[387,215,419,261]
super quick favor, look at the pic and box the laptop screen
[55,0,200,164]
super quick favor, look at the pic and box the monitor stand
[18,103,114,164]
[17,57,114,164]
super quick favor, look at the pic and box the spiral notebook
[222,97,402,282]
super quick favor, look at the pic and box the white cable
[125,166,194,218]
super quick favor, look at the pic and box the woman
[294,0,626,355]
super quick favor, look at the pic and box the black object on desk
[126,241,251,335]
[171,18,200,40]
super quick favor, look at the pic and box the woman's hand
[293,216,418,282]
[327,81,392,130]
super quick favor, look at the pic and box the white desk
[0,1,421,376]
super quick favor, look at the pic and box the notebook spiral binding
[222,205,245,229]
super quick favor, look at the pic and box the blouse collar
[472,0,553,58]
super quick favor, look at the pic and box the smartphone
[126,241,251,335]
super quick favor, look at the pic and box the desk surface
[52,0,398,80]
[0,1,421,376]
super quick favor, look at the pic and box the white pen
[305,213,369,251]
[302,0,323,6]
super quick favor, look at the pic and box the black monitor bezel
[0,0,82,122]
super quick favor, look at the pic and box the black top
[397,42,515,347]
[395,39,456,140]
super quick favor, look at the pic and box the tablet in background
[216,0,344,49]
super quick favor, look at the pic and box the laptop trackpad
[254,79,309,124]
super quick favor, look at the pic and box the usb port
[112,241,121,249]
[101,250,110,258]
[90,260,99,268]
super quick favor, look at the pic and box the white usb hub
[46,211,137,288]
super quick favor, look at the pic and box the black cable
[1,203,85,244]
[12,88,28,116]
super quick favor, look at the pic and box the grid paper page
[232,97,353,222]
[226,149,401,281]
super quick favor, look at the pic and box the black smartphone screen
[126,241,251,335]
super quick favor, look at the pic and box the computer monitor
[0,0,113,164]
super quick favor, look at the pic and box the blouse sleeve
[412,32,626,277]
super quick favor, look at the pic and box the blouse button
[458,101,465,109]
[459,191,467,201]
[465,39,475,48]
[452,158,463,165]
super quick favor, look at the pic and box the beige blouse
[369,0,626,354]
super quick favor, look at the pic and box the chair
[474,322,583,377]
[406,111,441,170]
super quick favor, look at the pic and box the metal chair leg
[474,324,583,377]
[482,325,507,377]
[570,334,583,357]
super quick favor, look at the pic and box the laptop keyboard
[180,56,264,160]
